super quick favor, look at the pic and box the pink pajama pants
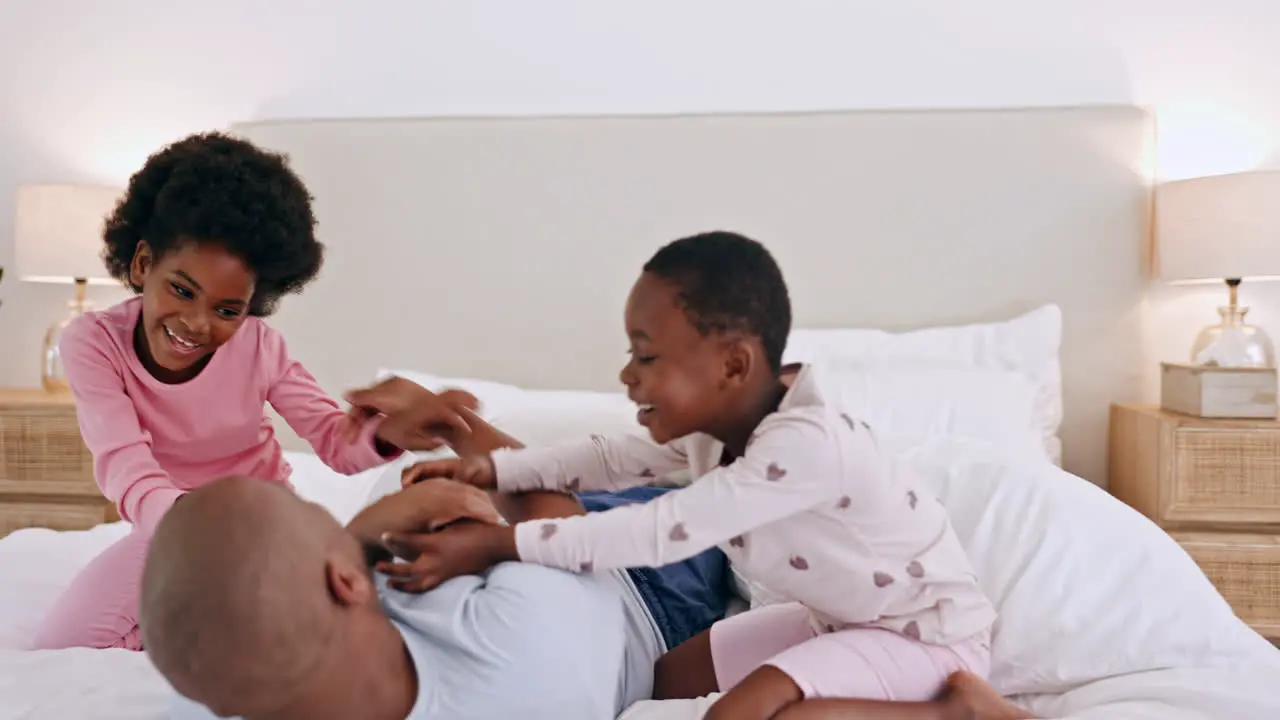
[31,529,149,651]
[710,602,991,701]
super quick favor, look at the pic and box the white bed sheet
[0,452,381,719]
[3,449,1280,720]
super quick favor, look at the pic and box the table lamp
[1155,170,1280,368]
[14,184,122,391]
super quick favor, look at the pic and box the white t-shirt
[170,563,660,720]
[386,562,637,719]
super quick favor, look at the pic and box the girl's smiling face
[130,240,256,382]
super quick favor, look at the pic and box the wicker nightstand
[0,388,118,537]
[1109,403,1280,640]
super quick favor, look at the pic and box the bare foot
[942,671,1035,720]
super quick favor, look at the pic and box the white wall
[2,0,1279,390]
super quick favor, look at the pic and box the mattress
[3,448,1280,720]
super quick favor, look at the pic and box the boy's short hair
[642,231,791,373]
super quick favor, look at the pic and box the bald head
[140,477,365,717]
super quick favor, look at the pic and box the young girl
[380,231,1008,719]
[32,132,467,651]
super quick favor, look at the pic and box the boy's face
[619,272,732,444]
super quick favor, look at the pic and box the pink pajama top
[493,364,997,646]
[60,296,396,535]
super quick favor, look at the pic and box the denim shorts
[578,486,733,651]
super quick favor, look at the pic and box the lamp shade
[1154,170,1280,283]
[14,184,121,284]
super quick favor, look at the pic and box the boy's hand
[400,454,497,489]
[377,523,518,593]
[347,477,503,547]
[342,377,478,451]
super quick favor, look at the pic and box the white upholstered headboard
[233,106,1154,485]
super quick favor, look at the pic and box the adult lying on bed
[147,389,730,720]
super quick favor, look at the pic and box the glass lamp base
[42,283,93,393]
[1190,305,1276,368]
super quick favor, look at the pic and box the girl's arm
[60,320,185,534]
[507,412,841,572]
[490,432,689,494]
[262,326,402,474]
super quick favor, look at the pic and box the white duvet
[3,446,1279,719]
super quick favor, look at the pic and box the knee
[653,630,718,700]
[702,703,735,720]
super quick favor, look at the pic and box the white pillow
[906,440,1280,695]
[376,362,1041,496]
[489,399,643,449]
[784,304,1062,464]
[374,368,531,419]
[810,361,1044,461]
[377,367,644,442]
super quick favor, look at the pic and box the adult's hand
[399,454,497,489]
[347,476,503,547]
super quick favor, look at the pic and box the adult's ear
[325,555,377,608]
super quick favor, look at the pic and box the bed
[4,105,1280,719]
[4,445,1279,720]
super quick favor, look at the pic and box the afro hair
[101,131,322,316]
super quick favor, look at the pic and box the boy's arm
[510,414,842,572]
[374,413,846,593]
[354,373,688,495]
[60,320,186,534]
[443,405,547,525]
[491,433,689,494]
[426,407,605,527]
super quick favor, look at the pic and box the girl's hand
[343,377,478,451]
[401,454,497,490]
[376,523,518,593]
